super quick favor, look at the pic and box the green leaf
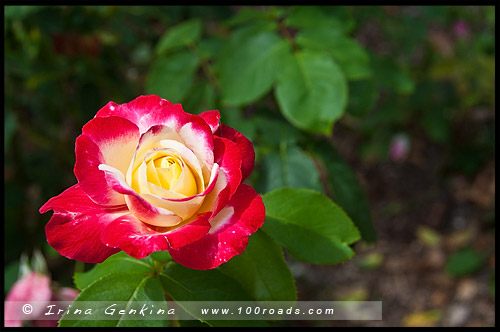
[146,51,200,103]
[213,21,278,76]
[219,230,297,302]
[159,262,266,327]
[321,6,356,33]
[74,252,154,291]
[254,116,301,147]
[296,29,372,80]
[275,50,348,135]
[262,188,360,264]
[155,19,202,55]
[59,274,167,327]
[259,144,323,194]
[227,20,279,44]
[226,7,271,26]
[285,6,346,33]
[197,37,225,60]
[446,248,485,277]
[309,140,377,242]
[149,251,172,263]
[218,31,290,107]
[160,262,252,302]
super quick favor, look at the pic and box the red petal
[40,184,126,263]
[168,184,265,270]
[199,110,221,133]
[216,124,255,181]
[74,116,140,205]
[100,212,212,259]
[197,136,242,218]
[95,95,172,130]
[96,95,215,171]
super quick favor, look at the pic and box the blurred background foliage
[4,5,495,326]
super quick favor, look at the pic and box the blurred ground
[283,123,495,327]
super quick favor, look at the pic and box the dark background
[4,6,495,327]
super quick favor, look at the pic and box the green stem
[74,260,85,274]
[278,19,297,51]
[153,260,165,277]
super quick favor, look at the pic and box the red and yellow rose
[40,95,265,270]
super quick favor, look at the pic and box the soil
[279,127,495,327]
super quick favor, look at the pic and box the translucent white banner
[5,301,382,321]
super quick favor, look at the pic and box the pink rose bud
[55,287,80,301]
[4,272,52,327]
[389,133,410,162]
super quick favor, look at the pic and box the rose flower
[40,95,265,270]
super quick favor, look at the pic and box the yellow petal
[170,163,198,197]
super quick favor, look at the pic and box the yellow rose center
[145,151,198,197]
[124,137,211,228]
[130,149,199,198]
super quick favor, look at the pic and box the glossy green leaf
[219,230,297,302]
[146,51,199,103]
[59,274,167,327]
[155,19,202,55]
[74,252,154,291]
[218,31,290,107]
[275,50,348,135]
[159,262,266,326]
[259,144,323,194]
[262,188,360,264]
[160,262,251,302]
[296,28,371,80]
[309,140,377,242]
